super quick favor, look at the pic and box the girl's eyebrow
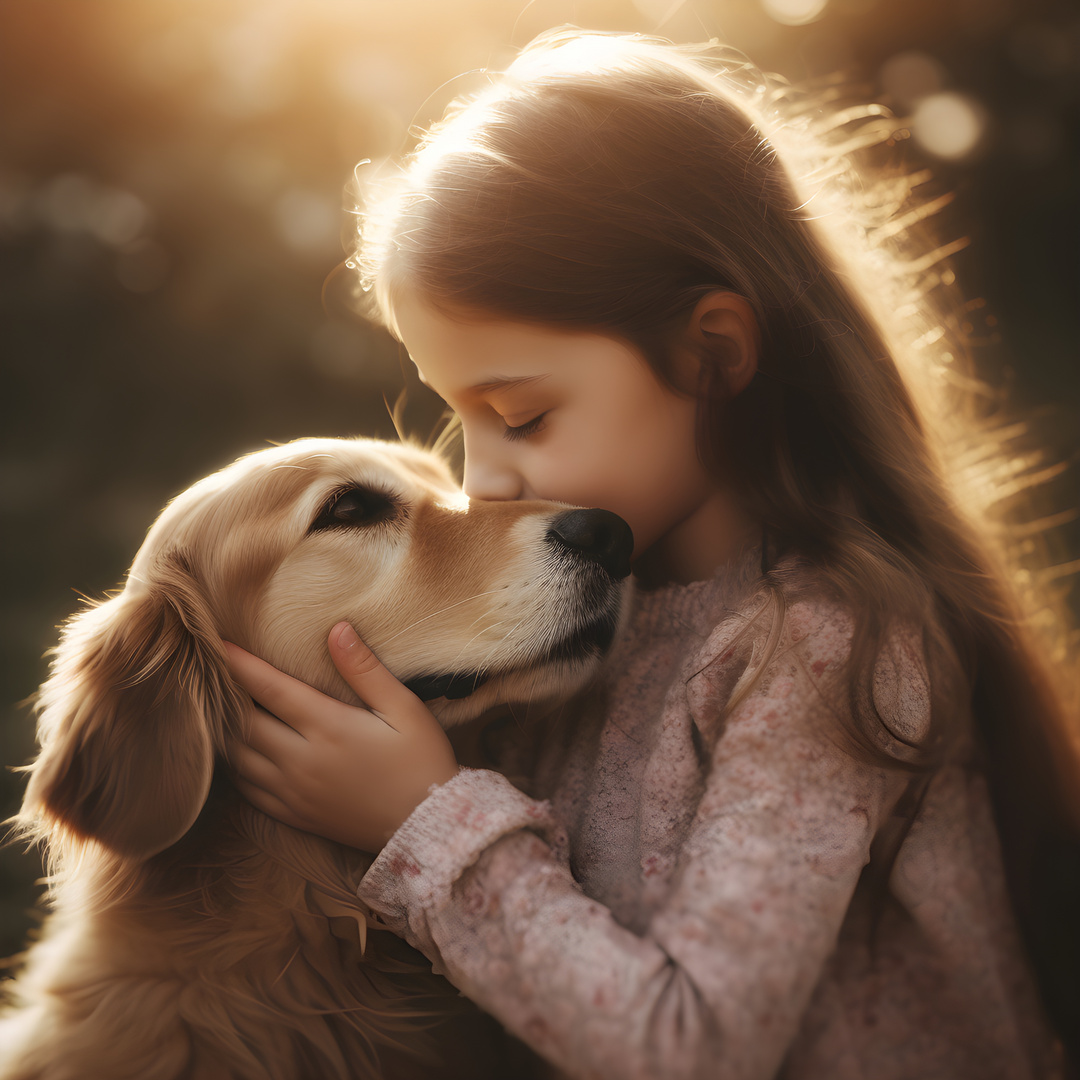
[469,373,550,394]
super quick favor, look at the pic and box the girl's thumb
[328,621,421,729]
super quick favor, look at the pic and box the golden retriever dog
[1,437,632,1080]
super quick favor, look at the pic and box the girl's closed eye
[502,411,549,442]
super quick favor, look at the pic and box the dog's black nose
[546,509,634,580]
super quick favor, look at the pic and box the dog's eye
[310,486,399,531]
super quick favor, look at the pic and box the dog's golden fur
[1,437,626,1080]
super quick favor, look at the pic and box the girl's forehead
[393,291,650,402]
[394,292,573,388]
[394,290,552,348]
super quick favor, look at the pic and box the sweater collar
[627,542,766,640]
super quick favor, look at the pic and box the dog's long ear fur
[23,552,243,861]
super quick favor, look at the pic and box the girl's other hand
[224,622,459,852]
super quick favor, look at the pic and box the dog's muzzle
[403,508,633,703]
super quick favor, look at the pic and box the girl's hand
[224,622,459,852]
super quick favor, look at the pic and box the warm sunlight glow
[760,0,829,27]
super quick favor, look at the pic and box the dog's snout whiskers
[376,587,509,647]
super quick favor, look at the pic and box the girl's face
[391,292,746,579]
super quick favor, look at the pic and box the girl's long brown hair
[354,29,1080,1057]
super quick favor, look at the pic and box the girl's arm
[352,624,908,1080]
[230,607,910,1080]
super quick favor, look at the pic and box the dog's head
[23,438,631,861]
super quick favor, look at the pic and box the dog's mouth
[402,609,619,703]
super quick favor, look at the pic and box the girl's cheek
[535,419,626,509]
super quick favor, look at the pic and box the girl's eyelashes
[502,412,549,442]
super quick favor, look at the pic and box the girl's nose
[463,452,524,501]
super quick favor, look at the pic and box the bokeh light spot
[880,51,946,111]
[88,191,149,248]
[760,0,829,27]
[273,189,340,256]
[912,92,987,160]
[37,174,150,247]
[39,174,98,232]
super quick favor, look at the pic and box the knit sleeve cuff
[356,767,557,942]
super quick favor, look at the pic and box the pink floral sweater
[356,556,1064,1080]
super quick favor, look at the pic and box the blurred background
[2,0,1078,960]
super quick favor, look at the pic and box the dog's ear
[23,552,243,860]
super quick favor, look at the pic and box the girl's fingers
[241,703,309,761]
[224,641,337,738]
[327,622,425,733]
[226,735,285,791]
[230,773,305,831]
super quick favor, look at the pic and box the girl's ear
[23,553,243,861]
[677,290,761,399]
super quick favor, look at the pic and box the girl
[226,30,1079,1079]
